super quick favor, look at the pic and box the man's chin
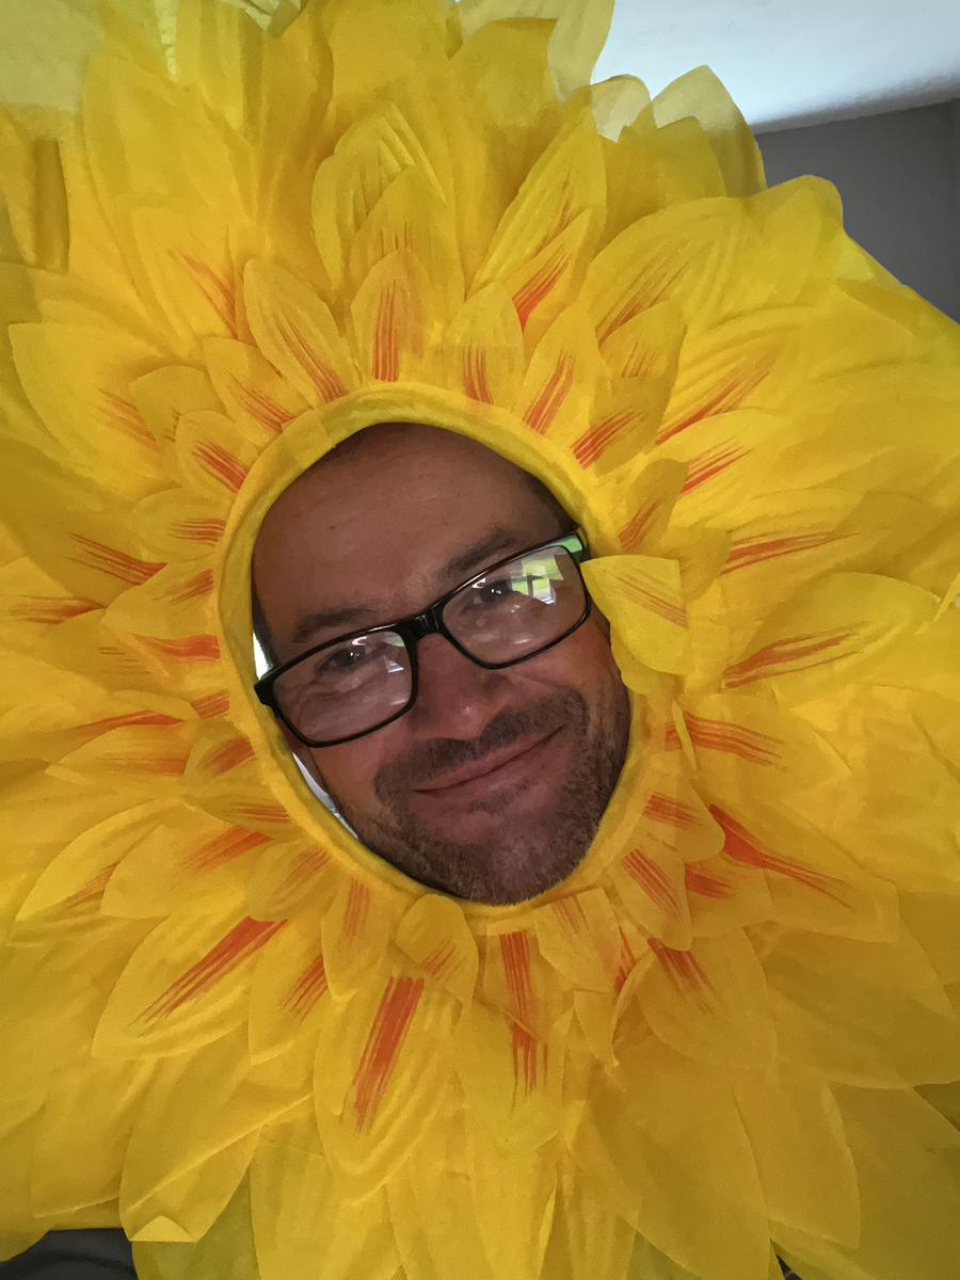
[350,794,597,904]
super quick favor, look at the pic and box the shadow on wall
[759,99,960,321]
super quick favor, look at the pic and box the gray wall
[759,101,960,320]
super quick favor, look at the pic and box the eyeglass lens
[271,543,585,744]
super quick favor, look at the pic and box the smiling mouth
[413,729,560,794]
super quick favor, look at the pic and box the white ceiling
[594,0,960,131]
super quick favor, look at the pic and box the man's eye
[471,578,523,606]
[315,645,370,676]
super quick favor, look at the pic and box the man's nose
[408,633,513,739]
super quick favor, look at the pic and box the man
[0,422,632,1279]
[251,420,633,905]
[1,421,811,1279]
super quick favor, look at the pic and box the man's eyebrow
[287,525,525,649]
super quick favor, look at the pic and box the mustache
[373,688,589,802]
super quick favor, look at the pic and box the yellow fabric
[0,2,959,1278]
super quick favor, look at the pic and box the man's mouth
[413,728,562,797]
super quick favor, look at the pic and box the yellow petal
[543,1160,635,1280]
[576,1032,771,1280]
[10,322,166,500]
[243,260,358,404]
[349,249,437,381]
[766,929,960,1086]
[776,1087,960,1280]
[313,970,457,1192]
[731,1070,859,1245]
[251,1108,399,1280]
[32,1058,153,1217]
[583,553,691,677]
[311,102,443,291]
[532,887,620,992]
[102,810,264,920]
[721,572,937,702]
[248,908,328,1066]
[457,0,614,99]
[444,283,525,408]
[394,893,479,1004]
[320,875,397,1001]
[202,336,309,442]
[120,1024,305,1239]
[95,908,286,1059]
[348,167,464,318]
[640,929,776,1069]
[517,306,600,439]
[16,801,170,920]
[653,68,765,199]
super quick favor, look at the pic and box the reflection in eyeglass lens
[271,543,584,743]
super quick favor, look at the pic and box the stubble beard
[324,682,633,905]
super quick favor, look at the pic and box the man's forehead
[258,426,558,558]
[252,424,569,647]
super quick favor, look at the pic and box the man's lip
[413,730,559,793]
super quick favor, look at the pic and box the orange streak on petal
[373,283,400,382]
[171,519,226,546]
[685,714,782,766]
[230,376,292,434]
[649,937,712,1006]
[572,410,632,468]
[643,792,700,829]
[680,444,749,495]
[618,500,662,551]
[276,848,329,900]
[179,254,237,335]
[12,596,100,624]
[513,247,569,331]
[167,569,215,606]
[550,895,584,933]
[463,347,493,404]
[192,691,230,719]
[234,803,290,825]
[658,356,776,445]
[621,849,681,919]
[722,532,841,575]
[99,391,159,453]
[511,1021,543,1096]
[611,570,687,628]
[343,880,369,946]
[186,828,268,873]
[499,930,534,1024]
[352,976,424,1132]
[284,955,328,1018]
[523,354,575,436]
[79,710,181,741]
[722,628,853,689]
[202,736,255,776]
[140,635,221,662]
[685,865,735,900]
[142,917,285,1024]
[194,443,248,493]
[70,537,163,586]
[711,806,846,900]
[419,940,454,982]
[275,317,348,403]
[62,861,120,912]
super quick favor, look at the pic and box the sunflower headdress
[1,2,959,1278]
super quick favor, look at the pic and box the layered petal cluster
[0,2,958,1279]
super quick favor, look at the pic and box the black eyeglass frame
[254,529,592,748]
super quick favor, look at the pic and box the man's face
[252,425,631,904]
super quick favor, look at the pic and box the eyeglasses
[254,530,591,747]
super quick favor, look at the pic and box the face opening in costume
[251,422,633,905]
